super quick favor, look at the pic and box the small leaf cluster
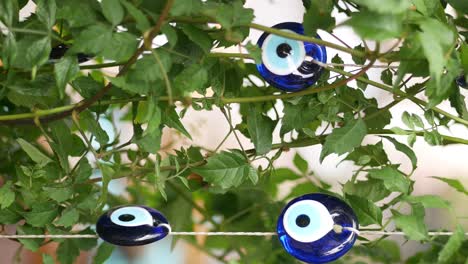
[0,0,467,263]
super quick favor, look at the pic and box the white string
[0,230,465,239]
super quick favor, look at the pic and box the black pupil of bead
[296,215,310,227]
[276,43,292,58]
[118,214,136,222]
[296,214,311,228]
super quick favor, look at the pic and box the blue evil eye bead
[456,74,467,89]
[96,205,171,246]
[256,22,327,92]
[277,193,358,264]
[49,44,91,63]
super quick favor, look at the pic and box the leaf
[94,243,115,264]
[43,187,73,203]
[402,111,415,129]
[16,225,44,251]
[431,177,468,195]
[303,0,335,35]
[2,32,17,69]
[447,0,468,13]
[36,0,56,29]
[0,182,15,209]
[173,64,208,94]
[212,1,254,29]
[42,254,55,264]
[181,25,213,53]
[70,24,113,56]
[134,129,162,154]
[321,119,367,161]
[0,0,18,26]
[293,153,308,174]
[71,76,103,99]
[368,166,411,193]
[245,42,262,64]
[56,0,97,28]
[79,110,109,146]
[54,56,80,99]
[163,107,192,140]
[281,99,322,135]
[101,0,124,26]
[438,225,465,263]
[343,179,391,202]
[404,195,450,209]
[23,204,59,227]
[346,195,383,226]
[127,52,172,83]
[381,69,393,85]
[392,204,428,240]
[193,151,258,190]
[13,36,51,69]
[120,0,150,32]
[246,105,275,155]
[101,32,138,61]
[57,240,80,264]
[17,138,53,165]
[381,136,417,170]
[170,0,202,16]
[55,208,79,227]
[351,0,412,14]
[346,12,403,40]
[424,130,442,146]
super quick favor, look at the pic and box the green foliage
[0,0,466,263]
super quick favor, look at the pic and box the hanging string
[0,230,465,239]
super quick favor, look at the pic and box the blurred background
[1,0,467,263]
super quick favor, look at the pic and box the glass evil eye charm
[96,206,171,246]
[456,74,467,89]
[256,22,327,92]
[277,193,358,264]
[49,44,91,63]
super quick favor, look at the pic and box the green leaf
[13,36,51,69]
[293,153,308,174]
[70,24,113,56]
[127,52,172,83]
[246,105,275,155]
[245,42,262,64]
[193,151,258,190]
[42,254,55,264]
[71,76,103,99]
[23,204,59,227]
[75,158,93,182]
[404,195,450,209]
[57,240,80,264]
[381,136,417,170]
[321,119,367,161]
[120,0,150,32]
[351,0,412,14]
[181,25,213,53]
[55,208,79,227]
[343,179,391,202]
[16,225,44,251]
[346,194,383,226]
[431,177,468,195]
[281,99,322,135]
[163,107,192,140]
[368,166,411,193]
[2,32,17,69]
[392,204,428,240]
[424,130,443,146]
[438,225,465,263]
[17,138,53,165]
[212,1,254,30]
[79,110,109,146]
[447,0,468,13]
[101,0,124,26]
[43,187,73,203]
[346,12,403,40]
[173,64,208,94]
[94,243,115,264]
[54,56,80,99]
[56,0,97,28]
[381,69,393,85]
[102,32,138,61]
[135,129,162,154]
[0,0,18,26]
[36,0,56,29]
[170,0,202,16]
[402,111,414,129]
[0,181,15,209]
[303,0,335,35]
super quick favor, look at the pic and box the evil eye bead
[277,193,358,264]
[456,74,467,89]
[96,205,171,246]
[49,44,91,63]
[256,22,327,92]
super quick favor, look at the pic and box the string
[1,230,465,239]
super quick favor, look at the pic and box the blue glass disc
[96,205,170,246]
[256,22,327,92]
[456,74,467,89]
[277,193,358,264]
